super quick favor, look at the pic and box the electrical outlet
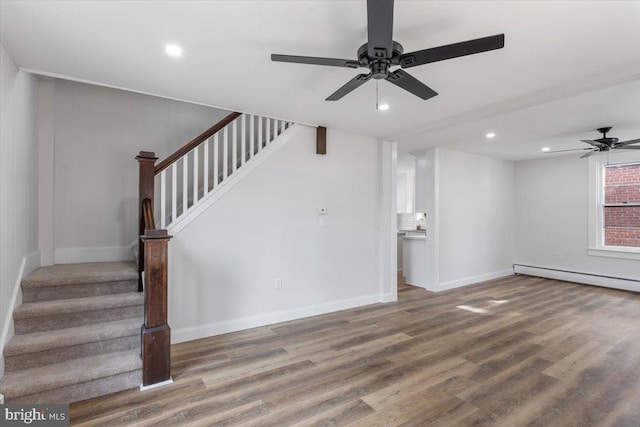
[275,279,282,290]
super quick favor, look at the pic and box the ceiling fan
[271,0,505,101]
[546,127,640,158]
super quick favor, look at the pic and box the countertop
[398,230,426,240]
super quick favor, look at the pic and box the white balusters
[213,133,219,189]
[250,115,255,159]
[157,113,293,227]
[257,116,263,154]
[232,119,238,174]
[223,126,229,180]
[182,156,188,213]
[193,146,199,204]
[160,170,167,229]
[266,118,271,146]
[241,114,246,167]
[171,163,177,224]
[203,138,209,195]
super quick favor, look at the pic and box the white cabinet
[402,236,427,288]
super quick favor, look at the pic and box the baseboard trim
[378,292,397,303]
[513,264,640,293]
[437,269,514,292]
[54,246,133,264]
[1,250,40,378]
[140,378,173,391]
[172,293,382,344]
[24,250,41,278]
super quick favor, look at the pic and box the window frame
[588,151,640,260]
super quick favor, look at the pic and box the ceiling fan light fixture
[165,44,183,58]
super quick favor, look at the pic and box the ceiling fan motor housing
[595,127,618,146]
[357,41,405,79]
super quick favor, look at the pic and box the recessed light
[485,132,496,139]
[165,44,182,58]
[541,147,550,152]
[377,103,389,111]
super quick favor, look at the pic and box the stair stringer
[167,123,307,236]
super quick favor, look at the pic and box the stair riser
[22,280,139,302]
[15,305,143,334]
[5,334,140,372]
[6,369,142,404]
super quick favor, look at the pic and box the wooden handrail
[154,111,242,175]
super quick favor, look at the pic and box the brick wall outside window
[604,163,640,247]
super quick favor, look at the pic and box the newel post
[141,229,172,387]
[136,151,158,291]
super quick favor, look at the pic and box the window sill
[588,247,640,260]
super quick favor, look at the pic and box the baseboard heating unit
[513,264,639,293]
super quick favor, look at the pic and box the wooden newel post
[136,151,158,291]
[141,229,172,386]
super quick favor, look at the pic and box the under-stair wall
[37,78,232,265]
[168,126,385,343]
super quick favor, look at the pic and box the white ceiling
[2,1,640,160]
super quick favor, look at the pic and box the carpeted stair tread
[22,261,138,288]
[4,318,143,357]
[14,292,143,319]
[0,350,141,400]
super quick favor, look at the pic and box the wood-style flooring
[70,275,640,426]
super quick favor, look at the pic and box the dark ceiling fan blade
[399,34,505,68]
[619,138,640,145]
[385,69,438,100]
[367,0,394,59]
[271,54,360,68]
[546,148,594,154]
[580,149,599,158]
[326,73,372,101]
[580,139,602,147]
[618,145,640,149]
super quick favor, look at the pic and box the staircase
[0,262,143,403]
[0,111,298,403]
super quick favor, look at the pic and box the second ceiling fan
[271,0,505,101]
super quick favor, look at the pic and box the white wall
[514,155,639,280]
[438,148,515,288]
[396,172,415,213]
[168,126,383,342]
[414,149,439,289]
[413,148,515,291]
[0,44,39,378]
[40,79,230,263]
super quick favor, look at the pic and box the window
[588,151,640,260]
[604,163,640,248]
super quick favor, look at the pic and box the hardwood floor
[70,275,640,426]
